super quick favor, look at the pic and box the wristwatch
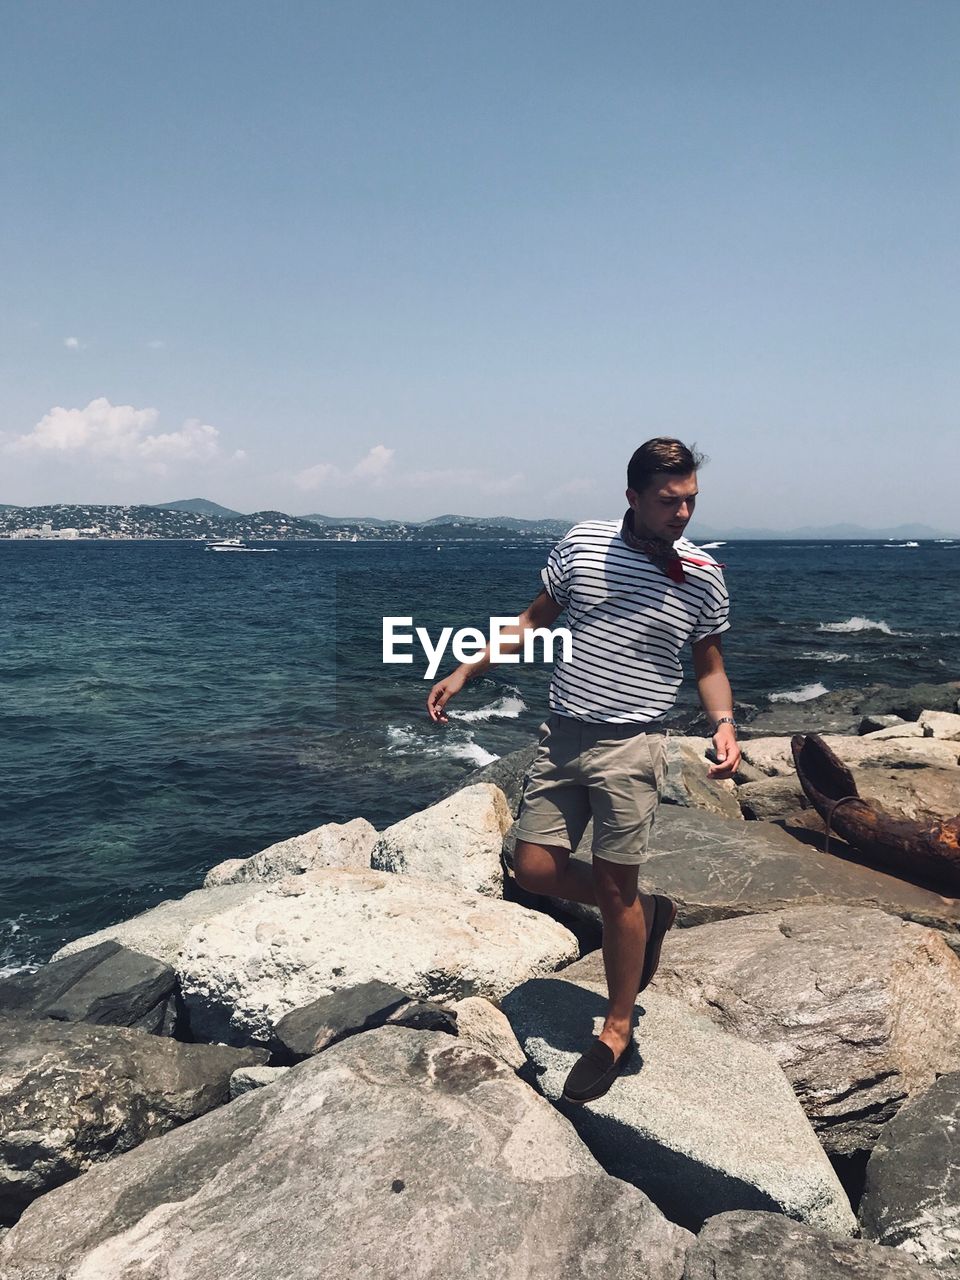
[713,716,738,734]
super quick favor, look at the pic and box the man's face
[627,471,698,541]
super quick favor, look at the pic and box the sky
[1,1,958,528]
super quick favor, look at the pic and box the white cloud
[294,444,395,491]
[64,336,82,350]
[4,397,223,475]
[353,444,394,479]
[294,461,341,491]
[146,339,165,350]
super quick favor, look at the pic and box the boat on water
[204,537,277,553]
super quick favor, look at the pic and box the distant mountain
[302,514,405,527]
[155,498,243,517]
[686,521,957,541]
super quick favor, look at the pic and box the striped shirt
[539,518,731,724]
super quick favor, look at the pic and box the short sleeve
[539,536,572,609]
[690,569,731,642]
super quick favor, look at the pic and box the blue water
[2,536,957,972]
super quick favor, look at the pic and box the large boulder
[51,884,265,968]
[736,775,808,820]
[740,766,960,825]
[0,1016,265,1225]
[504,806,960,960]
[859,1070,960,1272]
[370,782,513,897]
[919,710,960,741]
[682,1209,945,1278]
[177,868,580,1048]
[203,817,378,887]
[500,977,855,1236]
[0,1026,694,1280]
[0,941,178,1036]
[578,906,960,1155]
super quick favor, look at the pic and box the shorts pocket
[646,735,667,799]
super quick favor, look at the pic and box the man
[426,437,741,1104]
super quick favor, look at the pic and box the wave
[385,724,499,769]
[883,541,919,548]
[447,693,526,723]
[799,650,851,663]
[817,617,896,635]
[769,682,829,703]
[699,540,726,548]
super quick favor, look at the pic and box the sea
[2,535,958,975]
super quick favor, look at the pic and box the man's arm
[426,588,565,723]
[691,633,741,780]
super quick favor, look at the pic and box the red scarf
[619,510,725,583]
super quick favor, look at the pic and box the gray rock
[500,977,855,1236]
[859,1070,960,1271]
[0,942,178,1036]
[371,782,513,897]
[0,1026,694,1279]
[51,884,265,968]
[0,1015,266,1225]
[228,1065,290,1099]
[661,737,743,820]
[737,775,808,820]
[683,1208,941,1278]
[177,869,580,1048]
[920,710,960,741]
[854,768,960,824]
[860,715,909,734]
[448,995,528,1071]
[272,979,457,1062]
[579,906,960,1156]
[864,722,930,740]
[203,817,378,888]
[504,806,960,959]
[738,735,960,777]
[440,743,538,815]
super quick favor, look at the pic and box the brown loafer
[562,1035,636,1105]
[639,894,677,992]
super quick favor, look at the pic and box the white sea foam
[769,682,829,703]
[817,617,896,635]
[385,724,499,768]
[437,741,500,767]
[799,650,851,663]
[0,962,38,979]
[448,693,526,723]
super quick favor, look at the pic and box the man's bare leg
[513,841,655,1057]
[591,856,655,1058]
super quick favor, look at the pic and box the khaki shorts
[513,713,668,867]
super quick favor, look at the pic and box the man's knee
[592,854,641,910]
[513,840,569,891]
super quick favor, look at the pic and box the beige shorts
[513,713,668,866]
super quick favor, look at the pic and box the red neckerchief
[619,510,726,583]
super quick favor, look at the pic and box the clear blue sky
[1,1,957,528]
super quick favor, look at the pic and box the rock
[51,884,265,968]
[593,906,960,1156]
[272,979,457,1062]
[864,722,930,740]
[861,715,909,734]
[0,941,179,1036]
[0,1015,266,1225]
[859,1070,960,1271]
[370,782,513,897]
[448,995,528,1071]
[920,710,960,742]
[440,744,538,814]
[500,977,855,1236]
[0,1026,694,1280]
[683,1208,941,1278]
[177,868,580,1048]
[854,768,960,824]
[202,817,378,887]
[737,775,808,820]
[738,735,960,778]
[661,737,743,820]
[503,806,960,960]
[229,1065,289,1099]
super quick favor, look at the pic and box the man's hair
[627,437,707,494]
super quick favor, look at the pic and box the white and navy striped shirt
[539,519,731,724]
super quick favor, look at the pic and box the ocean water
[2,536,958,974]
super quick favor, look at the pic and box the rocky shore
[1,679,959,1278]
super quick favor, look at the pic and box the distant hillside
[155,498,243,517]
[302,513,405,527]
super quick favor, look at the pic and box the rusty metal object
[790,733,960,895]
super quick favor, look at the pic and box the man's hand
[426,670,467,723]
[707,724,741,779]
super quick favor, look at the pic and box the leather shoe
[561,1035,635,1104]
